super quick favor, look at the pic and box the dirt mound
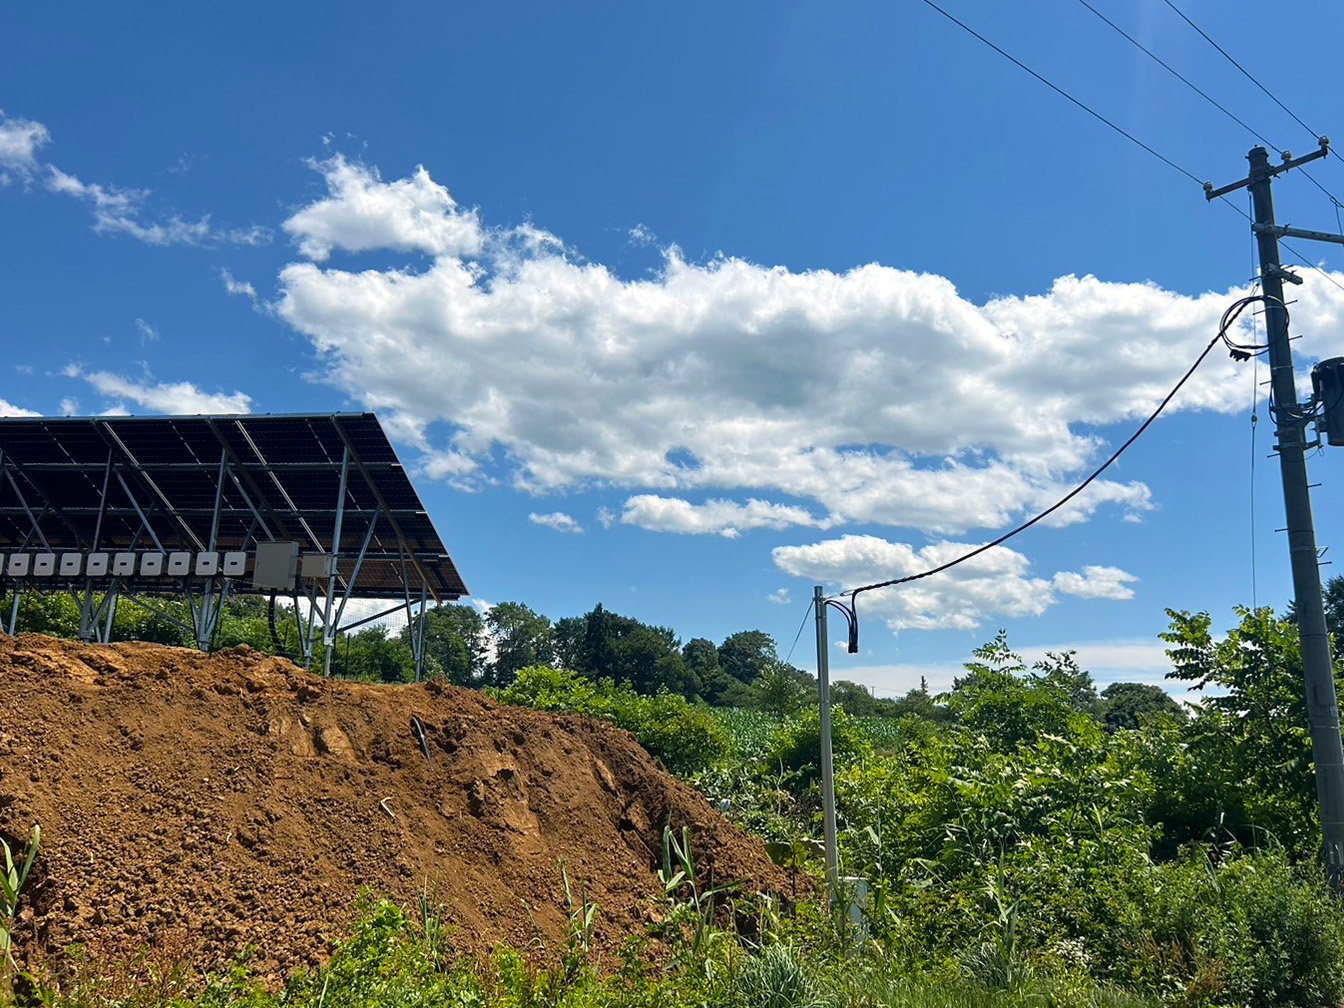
[0,634,790,979]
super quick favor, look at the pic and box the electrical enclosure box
[59,553,82,576]
[7,554,29,577]
[167,552,192,576]
[301,553,336,579]
[222,551,247,576]
[140,553,164,576]
[32,553,56,576]
[86,553,109,577]
[112,553,136,576]
[1313,357,1344,447]
[195,552,220,576]
[252,541,299,590]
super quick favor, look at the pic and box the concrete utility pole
[813,585,840,902]
[1208,140,1344,880]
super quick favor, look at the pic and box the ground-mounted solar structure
[0,412,467,677]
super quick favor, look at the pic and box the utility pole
[813,585,840,903]
[1208,139,1344,879]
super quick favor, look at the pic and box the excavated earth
[0,633,791,981]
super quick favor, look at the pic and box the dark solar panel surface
[0,413,466,599]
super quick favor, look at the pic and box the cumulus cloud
[529,511,584,534]
[768,588,791,605]
[771,534,1138,633]
[283,156,483,262]
[272,159,1344,543]
[621,495,826,537]
[68,366,252,415]
[0,398,40,417]
[0,110,268,245]
[1053,565,1139,600]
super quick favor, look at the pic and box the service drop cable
[835,297,1271,628]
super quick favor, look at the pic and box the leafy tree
[1283,572,1344,640]
[552,615,586,672]
[485,601,552,687]
[1098,681,1186,731]
[406,603,487,686]
[749,661,815,717]
[681,637,721,686]
[885,676,955,723]
[830,679,879,718]
[718,630,777,685]
[1028,650,1099,715]
[1160,606,1324,854]
[947,631,1093,751]
[338,625,414,683]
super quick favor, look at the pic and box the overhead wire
[783,596,815,667]
[1160,0,1320,142]
[836,295,1271,606]
[1074,0,1278,153]
[915,0,1205,187]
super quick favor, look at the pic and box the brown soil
[0,634,791,981]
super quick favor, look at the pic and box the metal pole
[813,585,840,902]
[1247,145,1344,878]
[321,447,350,678]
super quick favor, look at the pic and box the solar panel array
[0,413,466,600]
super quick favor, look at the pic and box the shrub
[492,666,731,775]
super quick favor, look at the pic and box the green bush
[492,666,731,776]
[1122,846,1344,1007]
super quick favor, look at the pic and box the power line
[783,596,815,667]
[1160,0,1320,142]
[1080,0,1344,219]
[916,0,1205,186]
[838,297,1259,600]
[1074,0,1280,153]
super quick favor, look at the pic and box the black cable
[839,298,1254,600]
[916,0,1205,186]
[783,596,815,667]
[1075,0,1280,153]
[1160,0,1319,141]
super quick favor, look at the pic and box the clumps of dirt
[0,633,792,980]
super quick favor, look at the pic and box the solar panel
[0,413,466,600]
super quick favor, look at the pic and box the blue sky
[3,1,1344,696]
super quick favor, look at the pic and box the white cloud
[0,398,40,417]
[69,366,253,415]
[47,166,213,245]
[1053,565,1139,600]
[0,111,49,182]
[529,511,584,534]
[58,398,79,416]
[221,268,259,301]
[273,159,1340,544]
[596,506,617,529]
[771,534,1138,633]
[768,588,791,605]
[621,494,826,537]
[135,318,158,344]
[1,111,266,245]
[283,156,484,262]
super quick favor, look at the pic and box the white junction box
[140,553,165,576]
[85,552,109,577]
[7,554,29,577]
[167,552,191,576]
[195,552,220,576]
[222,551,247,576]
[112,553,136,576]
[32,553,56,576]
[59,553,83,576]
